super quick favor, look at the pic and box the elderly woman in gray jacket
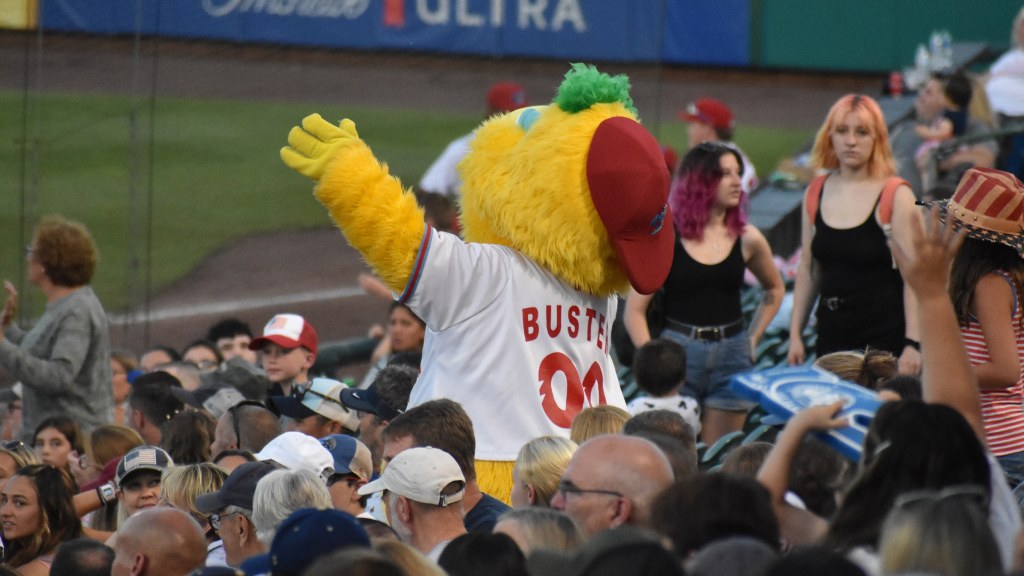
[0,215,114,440]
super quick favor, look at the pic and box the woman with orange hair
[788,95,923,373]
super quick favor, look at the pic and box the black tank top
[811,187,902,298]
[663,235,745,325]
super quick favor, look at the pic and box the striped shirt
[961,271,1024,457]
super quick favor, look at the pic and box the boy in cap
[248,313,317,397]
[358,446,467,560]
[680,97,758,193]
[320,434,373,516]
[267,377,360,438]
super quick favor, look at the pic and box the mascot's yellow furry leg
[476,460,515,505]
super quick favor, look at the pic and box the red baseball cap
[679,98,734,130]
[249,313,318,353]
[487,81,527,114]
[587,116,674,295]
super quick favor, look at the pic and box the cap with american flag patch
[115,445,173,487]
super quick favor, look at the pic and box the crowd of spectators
[2,16,1024,575]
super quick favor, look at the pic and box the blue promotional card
[731,366,881,461]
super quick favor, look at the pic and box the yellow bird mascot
[282,64,674,502]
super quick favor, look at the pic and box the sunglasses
[893,484,988,511]
[1,440,26,452]
[292,383,345,407]
[228,400,271,450]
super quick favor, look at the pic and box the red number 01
[537,352,606,428]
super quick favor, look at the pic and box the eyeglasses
[208,510,243,531]
[228,400,271,450]
[23,245,34,259]
[893,484,988,511]
[557,480,622,499]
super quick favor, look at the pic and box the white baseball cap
[358,447,465,507]
[255,431,334,482]
[268,378,360,433]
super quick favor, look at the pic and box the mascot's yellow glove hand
[280,114,360,181]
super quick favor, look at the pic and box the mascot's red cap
[587,116,673,295]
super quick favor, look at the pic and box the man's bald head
[113,508,206,576]
[552,434,673,537]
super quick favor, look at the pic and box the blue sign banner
[39,0,749,65]
[663,0,750,66]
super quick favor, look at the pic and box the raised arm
[756,401,844,547]
[888,206,982,439]
[890,184,924,375]
[282,115,426,292]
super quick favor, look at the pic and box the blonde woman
[510,436,577,508]
[159,463,230,566]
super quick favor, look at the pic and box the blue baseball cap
[339,383,402,421]
[242,508,370,575]
[319,434,373,482]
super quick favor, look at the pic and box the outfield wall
[28,0,1020,71]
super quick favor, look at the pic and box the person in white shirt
[418,81,527,199]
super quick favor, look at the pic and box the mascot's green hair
[553,63,638,118]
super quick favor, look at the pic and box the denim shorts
[997,451,1024,508]
[661,327,755,412]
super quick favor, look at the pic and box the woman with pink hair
[788,94,924,373]
[624,142,783,444]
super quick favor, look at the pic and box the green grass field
[0,91,811,311]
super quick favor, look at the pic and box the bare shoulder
[741,224,770,248]
[15,559,51,576]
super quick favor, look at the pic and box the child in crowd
[942,167,1024,496]
[627,339,702,437]
[915,73,972,192]
[248,313,318,397]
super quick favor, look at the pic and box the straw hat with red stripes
[924,167,1024,257]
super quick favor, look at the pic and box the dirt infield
[2,32,882,374]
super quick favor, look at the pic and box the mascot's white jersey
[400,227,626,460]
